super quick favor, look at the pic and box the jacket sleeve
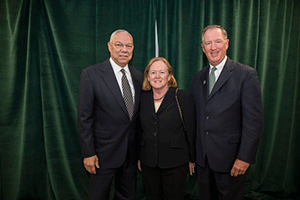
[238,68,263,163]
[77,69,96,158]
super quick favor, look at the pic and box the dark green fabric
[0,0,299,199]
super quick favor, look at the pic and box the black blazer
[139,87,196,168]
[190,58,263,172]
[78,59,143,168]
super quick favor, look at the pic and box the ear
[225,39,229,50]
[201,43,205,53]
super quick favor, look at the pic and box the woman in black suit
[137,57,196,200]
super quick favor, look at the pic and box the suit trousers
[88,158,137,200]
[197,159,247,200]
[141,162,188,200]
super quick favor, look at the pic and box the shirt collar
[209,56,227,71]
[109,57,129,74]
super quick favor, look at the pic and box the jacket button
[154,120,157,124]
[206,131,209,135]
[206,116,209,119]
[153,132,157,136]
[153,144,158,147]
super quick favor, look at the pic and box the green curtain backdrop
[0,0,299,199]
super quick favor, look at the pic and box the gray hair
[109,29,133,42]
[201,25,228,42]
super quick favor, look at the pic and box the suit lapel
[144,90,158,120]
[200,67,210,100]
[208,58,234,99]
[129,66,141,118]
[101,60,129,118]
[156,88,174,114]
[145,88,174,118]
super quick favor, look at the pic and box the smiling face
[147,60,171,90]
[202,28,229,66]
[108,32,134,68]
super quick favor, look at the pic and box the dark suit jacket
[139,87,196,168]
[190,58,263,172]
[78,59,143,168]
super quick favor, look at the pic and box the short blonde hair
[142,57,177,91]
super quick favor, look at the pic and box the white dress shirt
[209,56,228,83]
[110,58,135,103]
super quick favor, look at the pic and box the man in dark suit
[190,25,263,199]
[77,29,143,200]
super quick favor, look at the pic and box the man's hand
[83,155,100,174]
[230,159,249,177]
[189,162,196,175]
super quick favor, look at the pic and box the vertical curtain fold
[0,0,51,199]
[39,0,89,198]
[246,1,300,198]
[156,0,205,89]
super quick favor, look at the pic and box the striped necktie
[209,67,217,94]
[121,69,134,119]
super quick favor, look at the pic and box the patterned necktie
[209,67,217,94]
[121,69,134,119]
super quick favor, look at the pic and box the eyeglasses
[111,42,134,50]
[149,70,169,76]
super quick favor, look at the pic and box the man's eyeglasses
[111,42,133,50]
